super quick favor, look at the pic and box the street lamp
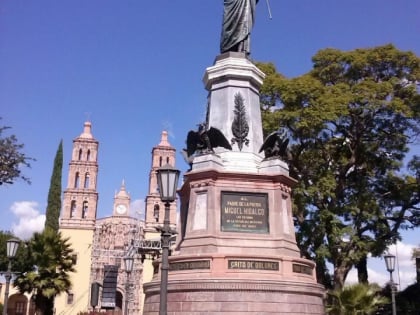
[156,163,180,315]
[2,238,20,315]
[123,256,134,315]
[384,254,397,315]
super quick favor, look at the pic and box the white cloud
[388,242,416,267]
[10,201,45,240]
[130,199,145,219]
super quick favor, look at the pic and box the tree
[45,140,63,231]
[327,283,388,315]
[0,122,34,185]
[258,44,420,289]
[14,228,76,315]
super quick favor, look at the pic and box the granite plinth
[143,275,325,314]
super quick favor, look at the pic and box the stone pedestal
[143,54,325,314]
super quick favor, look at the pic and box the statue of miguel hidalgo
[220,0,259,55]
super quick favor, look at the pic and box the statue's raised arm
[220,0,259,55]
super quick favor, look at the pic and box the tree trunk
[356,255,369,284]
[334,263,351,290]
[35,294,54,315]
[315,258,330,287]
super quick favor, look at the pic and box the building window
[154,204,160,222]
[74,172,80,188]
[82,201,88,218]
[15,301,25,315]
[70,201,76,218]
[87,149,91,161]
[84,173,90,189]
[67,292,74,304]
[78,149,82,160]
[71,254,78,265]
[159,156,162,166]
[166,156,170,164]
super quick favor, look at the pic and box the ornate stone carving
[231,92,249,151]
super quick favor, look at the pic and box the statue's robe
[220,0,258,55]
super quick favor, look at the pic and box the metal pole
[124,271,130,315]
[2,261,12,315]
[389,271,397,315]
[265,0,273,19]
[159,201,171,315]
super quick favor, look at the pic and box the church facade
[55,122,177,315]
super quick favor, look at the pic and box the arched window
[84,173,90,189]
[78,149,82,160]
[154,204,160,222]
[87,150,91,161]
[166,157,170,164]
[74,172,80,188]
[159,156,162,167]
[82,201,88,218]
[70,201,76,218]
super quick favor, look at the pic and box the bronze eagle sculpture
[259,128,289,159]
[185,123,232,158]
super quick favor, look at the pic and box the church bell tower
[61,121,99,228]
[144,131,177,232]
[56,121,99,314]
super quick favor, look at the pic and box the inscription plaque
[221,192,269,233]
[170,260,211,271]
[292,263,313,275]
[228,260,279,271]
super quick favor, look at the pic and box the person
[220,0,259,55]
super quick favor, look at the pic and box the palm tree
[14,228,76,315]
[326,283,389,315]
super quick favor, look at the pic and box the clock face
[116,204,127,214]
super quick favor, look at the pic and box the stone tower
[141,131,177,311]
[61,121,99,228]
[56,121,99,314]
[144,131,177,233]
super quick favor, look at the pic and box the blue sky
[1,0,419,287]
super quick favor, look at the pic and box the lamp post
[156,163,180,315]
[384,254,397,315]
[123,256,134,315]
[2,238,20,315]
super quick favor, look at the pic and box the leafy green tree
[0,122,34,185]
[258,44,420,288]
[45,140,63,231]
[327,283,388,315]
[14,228,76,315]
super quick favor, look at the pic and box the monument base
[143,165,325,314]
[143,245,325,314]
[143,274,325,315]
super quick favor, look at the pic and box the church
[55,121,177,315]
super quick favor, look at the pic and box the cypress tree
[45,140,63,232]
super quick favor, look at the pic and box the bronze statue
[220,0,259,55]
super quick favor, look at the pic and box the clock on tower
[113,181,130,216]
